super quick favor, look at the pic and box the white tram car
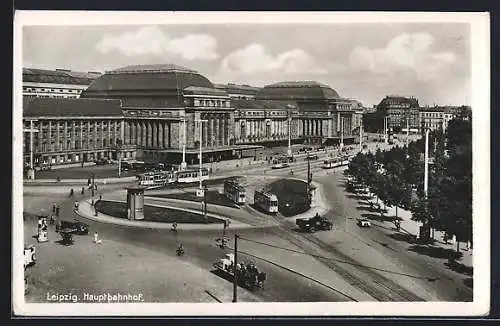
[224,180,246,204]
[254,190,278,214]
[138,171,175,189]
[322,156,350,169]
[175,168,210,184]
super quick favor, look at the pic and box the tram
[254,190,278,214]
[322,156,350,169]
[138,171,176,189]
[175,168,210,184]
[224,180,246,204]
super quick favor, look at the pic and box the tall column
[209,115,215,147]
[203,118,208,148]
[337,112,341,134]
[100,121,105,148]
[152,121,158,148]
[123,121,129,145]
[140,121,146,146]
[129,121,134,145]
[55,121,60,152]
[158,122,164,148]
[47,121,53,152]
[221,116,226,146]
[93,121,98,151]
[215,115,220,147]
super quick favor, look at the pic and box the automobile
[357,218,371,227]
[24,245,36,269]
[57,219,90,235]
[296,213,333,233]
[271,162,290,169]
[94,158,112,165]
[304,154,319,160]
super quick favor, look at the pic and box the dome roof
[81,64,214,96]
[256,81,340,101]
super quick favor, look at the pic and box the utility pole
[424,129,430,196]
[340,117,344,149]
[91,172,95,205]
[232,234,238,303]
[287,110,292,156]
[406,115,410,149]
[181,117,187,170]
[307,156,312,204]
[359,123,363,152]
[203,184,208,224]
[23,119,39,180]
[195,119,208,197]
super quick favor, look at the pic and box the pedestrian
[81,187,85,195]
[99,194,102,201]
[52,202,56,214]
[87,178,91,186]
[55,204,60,217]
[74,201,79,211]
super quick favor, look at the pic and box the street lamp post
[359,123,363,152]
[287,110,292,156]
[424,129,430,196]
[406,115,410,149]
[181,117,187,170]
[195,119,208,197]
[340,117,344,149]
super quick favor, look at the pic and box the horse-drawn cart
[213,253,266,290]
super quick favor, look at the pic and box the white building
[23,68,101,99]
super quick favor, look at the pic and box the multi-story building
[377,95,420,132]
[23,68,101,99]
[214,83,261,100]
[419,107,457,132]
[255,81,359,145]
[23,64,364,169]
[22,97,130,167]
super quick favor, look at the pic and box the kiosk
[126,186,146,220]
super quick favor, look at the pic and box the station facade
[23,64,363,168]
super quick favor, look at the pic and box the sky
[22,23,471,107]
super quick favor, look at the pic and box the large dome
[256,81,341,101]
[81,64,216,108]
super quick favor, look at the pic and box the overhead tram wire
[237,236,437,281]
[224,245,359,302]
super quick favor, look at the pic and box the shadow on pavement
[408,244,463,260]
[463,277,473,288]
[361,212,395,223]
[388,232,417,244]
[444,260,473,276]
[55,239,74,246]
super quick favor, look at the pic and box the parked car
[57,220,89,235]
[271,162,290,169]
[357,218,371,227]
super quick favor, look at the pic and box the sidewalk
[361,193,473,269]
[75,198,253,230]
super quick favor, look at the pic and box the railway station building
[23,63,364,168]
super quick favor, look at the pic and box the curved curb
[75,199,255,231]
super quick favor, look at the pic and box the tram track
[264,213,424,302]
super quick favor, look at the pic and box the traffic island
[94,200,223,224]
[265,179,311,217]
[150,190,240,209]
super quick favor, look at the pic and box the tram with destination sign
[254,190,278,214]
[224,180,246,204]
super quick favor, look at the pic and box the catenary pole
[232,234,238,302]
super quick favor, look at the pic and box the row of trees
[347,118,472,250]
